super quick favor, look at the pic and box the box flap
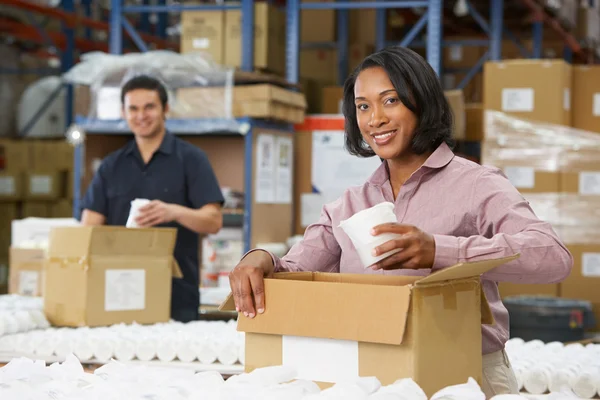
[227,278,412,345]
[416,254,520,285]
[48,226,178,259]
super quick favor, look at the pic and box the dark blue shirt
[81,133,224,322]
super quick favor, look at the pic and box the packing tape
[46,256,89,270]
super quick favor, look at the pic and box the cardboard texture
[301,0,335,43]
[221,254,519,396]
[175,84,307,124]
[9,247,45,296]
[483,59,572,126]
[44,226,183,327]
[465,103,484,142]
[23,171,65,200]
[572,66,600,134]
[0,140,29,172]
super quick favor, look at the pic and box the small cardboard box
[44,226,182,327]
[180,10,226,64]
[9,247,45,297]
[220,254,518,397]
[0,171,23,201]
[445,89,466,141]
[23,171,65,200]
[572,66,600,134]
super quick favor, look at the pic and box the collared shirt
[270,142,573,354]
[81,132,224,321]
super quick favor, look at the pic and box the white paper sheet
[255,133,276,204]
[275,136,293,204]
[311,130,382,201]
[282,335,359,384]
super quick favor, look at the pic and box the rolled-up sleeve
[247,200,342,273]
[432,168,573,284]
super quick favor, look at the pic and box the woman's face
[354,66,418,160]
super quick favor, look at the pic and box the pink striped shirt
[269,142,572,354]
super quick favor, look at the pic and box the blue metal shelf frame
[73,0,293,254]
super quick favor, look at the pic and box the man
[81,75,224,322]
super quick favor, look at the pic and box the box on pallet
[221,255,518,397]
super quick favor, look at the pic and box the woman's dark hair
[342,46,455,157]
[120,75,169,109]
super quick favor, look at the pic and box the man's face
[122,89,168,139]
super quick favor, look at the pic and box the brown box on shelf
[175,84,307,124]
[572,66,600,134]
[23,171,65,200]
[9,247,45,297]
[0,140,30,172]
[224,3,286,74]
[483,59,572,126]
[180,10,226,64]
[0,171,23,201]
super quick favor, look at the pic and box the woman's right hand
[228,250,274,319]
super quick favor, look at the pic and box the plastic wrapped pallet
[62,51,237,133]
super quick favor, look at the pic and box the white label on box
[579,172,600,195]
[105,269,146,312]
[593,93,600,116]
[449,45,463,61]
[30,175,52,195]
[0,177,15,195]
[502,88,534,112]
[582,253,600,277]
[564,88,571,111]
[282,336,359,383]
[18,271,39,296]
[193,38,210,49]
[503,167,535,189]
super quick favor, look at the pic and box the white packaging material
[125,198,151,228]
[339,202,401,268]
[430,377,485,400]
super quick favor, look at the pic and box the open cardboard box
[220,253,519,396]
[44,226,182,327]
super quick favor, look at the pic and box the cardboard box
[50,199,73,218]
[349,7,375,46]
[300,49,338,85]
[175,84,307,123]
[44,226,183,327]
[572,66,600,134]
[22,202,51,218]
[220,255,518,396]
[180,10,226,64]
[445,90,466,141]
[9,247,45,297]
[465,104,484,142]
[443,39,484,68]
[224,3,286,74]
[301,0,335,43]
[560,149,600,195]
[483,59,572,126]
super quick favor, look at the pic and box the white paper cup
[126,198,151,228]
[339,202,403,268]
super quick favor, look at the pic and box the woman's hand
[369,223,436,270]
[228,250,275,318]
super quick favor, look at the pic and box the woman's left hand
[370,223,436,270]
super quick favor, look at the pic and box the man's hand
[135,200,178,227]
[369,223,436,271]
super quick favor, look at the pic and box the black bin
[503,296,595,343]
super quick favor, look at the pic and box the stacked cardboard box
[180,3,286,75]
[0,138,74,295]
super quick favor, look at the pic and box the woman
[228,46,573,398]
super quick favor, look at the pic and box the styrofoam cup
[339,202,403,268]
[126,198,151,228]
